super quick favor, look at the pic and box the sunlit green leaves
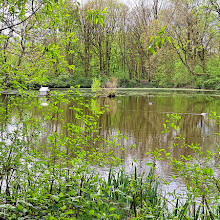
[148,26,172,55]
[86,7,108,26]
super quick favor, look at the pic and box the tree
[164,0,216,75]
[0,0,75,88]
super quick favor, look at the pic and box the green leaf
[109,207,116,212]
[158,26,166,35]
[89,209,95,216]
[161,26,166,32]
[17,204,23,211]
[148,46,156,55]
[65,209,74,215]
[94,17,98,24]
[157,42,162,48]
[103,7,108,12]
[99,18,104,26]
[149,36,154,42]
[166,36,172,43]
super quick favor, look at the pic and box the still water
[87,89,220,195]
[2,88,220,197]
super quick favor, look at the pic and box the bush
[203,56,220,89]
[45,75,93,88]
[119,78,143,88]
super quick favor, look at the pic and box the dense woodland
[1,0,220,89]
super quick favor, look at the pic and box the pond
[91,89,220,196]
[1,88,220,198]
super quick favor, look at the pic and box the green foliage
[119,79,143,88]
[1,0,220,90]
[148,26,171,55]
[154,60,199,88]
[0,88,220,219]
[1,0,220,217]
[91,77,102,94]
[44,75,93,88]
[0,89,167,219]
[203,56,220,89]
[147,112,220,219]
[86,8,108,26]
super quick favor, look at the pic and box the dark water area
[1,88,220,197]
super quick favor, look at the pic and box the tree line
[1,0,220,88]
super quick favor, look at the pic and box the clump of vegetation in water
[91,77,118,97]
[106,77,118,98]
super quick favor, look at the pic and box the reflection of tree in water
[1,92,220,177]
[102,97,118,116]
[98,95,220,162]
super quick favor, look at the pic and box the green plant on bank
[91,77,118,98]
[0,88,115,218]
[147,113,220,219]
[147,26,220,219]
[91,77,102,96]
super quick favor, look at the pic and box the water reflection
[96,94,220,196]
[1,91,220,196]
[39,97,49,107]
